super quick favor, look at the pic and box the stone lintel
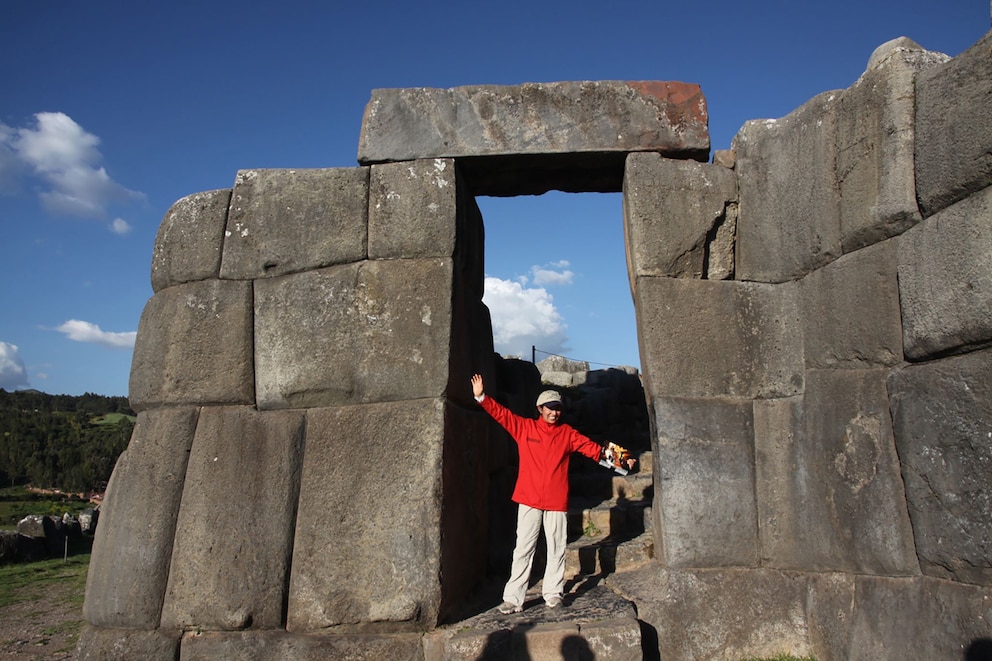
[358,81,710,196]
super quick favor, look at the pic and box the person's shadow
[561,634,595,660]
[965,638,992,661]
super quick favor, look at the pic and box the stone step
[568,499,651,540]
[565,531,654,579]
[571,472,653,502]
[425,582,643,661]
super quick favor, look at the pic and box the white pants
[502,504,567,606]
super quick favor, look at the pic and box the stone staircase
[424,452,654,660]
[566,452,654,578]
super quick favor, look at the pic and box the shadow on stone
[965,638,992,661]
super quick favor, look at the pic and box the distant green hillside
[0,390,134,493]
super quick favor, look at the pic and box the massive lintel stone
[357,81,710,195]
[888,348,992,586]
[915,29,992,218]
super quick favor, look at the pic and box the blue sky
[0,1,986,396]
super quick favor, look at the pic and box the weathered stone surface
[129,279,254,412]
[734,90,842,282]
[358,81,710,195]
[800,239,902,368]
[83,408,198,628]
[74,625,180,661]
[712,148,735,169]
[897,185,992,360]
[369,158,457,259]
[888,348,992,585]
[287,398,445,631]
[753,396,805,568]
[179,629,424,661]
[606,566,812,661]
[220,168,368,279]
[805,572,856,661]
[160,406,305,630]
[635,277,803,399]
[835,40,946,251]
[254,258,453,409]
[439,405,491,620]
[151,188,230,292]
[846,576,992,661]
[707,201,738,280]
[801,369,919,575]
[623,153,737,279]
[652,396,758,567]
[915,30,992,217]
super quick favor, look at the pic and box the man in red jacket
[471,372,621,613]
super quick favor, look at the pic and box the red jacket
[479,394,602,512]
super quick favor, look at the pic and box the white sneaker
[498,601,522,614]
[545,596,562,609]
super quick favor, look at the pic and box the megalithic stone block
[220,167,369,280]
[915,29,992,218]
[888,348,992,586]
[634,276,803,400]
[835,38,948,252]
[254,258,454,410]
[83,407,199,629]
[623,152,737,281]
[897,185,992,361]
[287,398,446,632]
[160,406,306,631]
[799,239,903,369]
[368,158,458,260]
[358,81,710,195]
[129,279,254,412]
[651,395,758,568]
[734,90,842,283]
[151,188,231,293]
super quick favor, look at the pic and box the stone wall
[76,34,992,661]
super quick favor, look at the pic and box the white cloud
[1,112,144,219]
[56,320,136,349]
[110,218,133,235]
[483,276,568,358]
[530,260,574,287]
[0,341,30,390]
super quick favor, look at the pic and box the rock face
[78,30,992,661]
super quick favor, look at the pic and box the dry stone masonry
[76,32,992,661]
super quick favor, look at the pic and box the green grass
[91,412,135,425]
[0,552,90,654]
[0,552,90,609]
[0,485,94,530]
